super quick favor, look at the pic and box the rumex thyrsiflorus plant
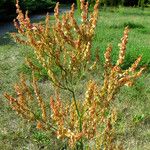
[4,0,146,149]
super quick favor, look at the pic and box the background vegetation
[0,0,55,21]
[0,0,150,21]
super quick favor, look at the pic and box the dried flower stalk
[12,0,100,92]
[4,0,146,149]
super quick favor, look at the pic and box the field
[0,7,150,149]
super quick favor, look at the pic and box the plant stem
[70,89,83,150]
[76,0,81,12]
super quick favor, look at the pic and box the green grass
[93,7,150,69]
[0,7,150,149]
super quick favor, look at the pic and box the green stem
[76,0,81,13]
[69,89,83,150]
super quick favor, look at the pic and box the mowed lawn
[0,7,150,149]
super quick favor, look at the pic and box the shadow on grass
[110,22,145,29]
[0,33,15,46]
[123,22,145,29]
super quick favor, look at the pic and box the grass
[0,7,150,149]
[93,7,150,69]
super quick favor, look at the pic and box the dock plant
[4,0,145,149]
